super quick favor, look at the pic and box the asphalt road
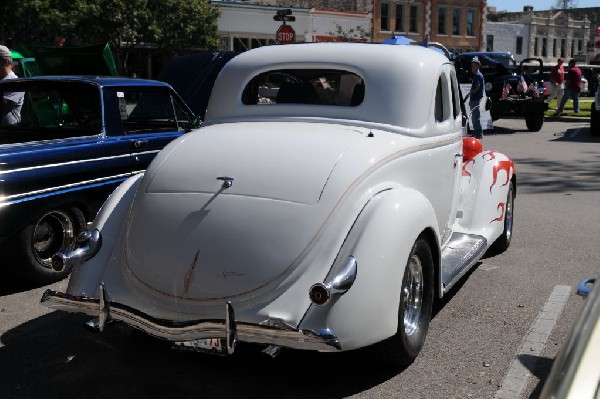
[1,118,598,399]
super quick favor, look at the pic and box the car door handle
[132,140,148,148]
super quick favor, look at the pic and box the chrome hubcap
[33,210,75,269]
[403,254,424,336]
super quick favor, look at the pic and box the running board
[441,233,487,294]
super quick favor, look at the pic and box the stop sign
[276,24,296,44]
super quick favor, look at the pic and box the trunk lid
[123,122,364,300]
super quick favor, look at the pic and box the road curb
[544,116,590,122]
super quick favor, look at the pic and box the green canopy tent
[12,43,118,77]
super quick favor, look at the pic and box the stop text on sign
[277,24,296,44]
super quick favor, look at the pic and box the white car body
[541,278,600,399]
[42,43,516,364]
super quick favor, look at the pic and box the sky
[487,0,599,12]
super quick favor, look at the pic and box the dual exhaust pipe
[309,256,357,306]
[51,229,102,272]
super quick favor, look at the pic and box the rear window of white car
[241,69,365,107]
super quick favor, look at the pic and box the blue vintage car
[0,76,198,283]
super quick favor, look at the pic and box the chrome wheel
[32,210,75,269]
[491,181,515,253]
[402,254,424,336]
[370,238,433,366]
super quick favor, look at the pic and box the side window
[435,72,452,123]
[173,100,195,132]
[117,89,178,134]
[450,71,461,119]
[435,78,444,122]
[0,82,101,143]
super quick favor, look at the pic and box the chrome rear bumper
[41,287,341,352]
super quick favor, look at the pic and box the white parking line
[494,285,571,399]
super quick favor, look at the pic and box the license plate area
[174,338,227,355]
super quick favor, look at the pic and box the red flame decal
[491,202,505,223]
[482,150,501,161]
[490,159,514,193]
[462,158,475,177]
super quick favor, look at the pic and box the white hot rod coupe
[42,43,516,366]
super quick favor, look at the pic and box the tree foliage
[0,0,60,45]
[0,0,220,74]
[328,23,372,42]
[553,0,579,9]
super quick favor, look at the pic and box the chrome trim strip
[0,152,158,176]
[441,232,487,294]
[225,301,237,354]
[41,289,342,351]
[1,171,145,204]
[0,134,104,150]
[99,86,107,136]
[99,283,110,331]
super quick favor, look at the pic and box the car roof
[1,75,172,89]
[205,42,453,132]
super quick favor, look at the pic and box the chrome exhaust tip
[50,229,103,272]
[309,283,330,306]
[51,253,66,271]
[308,256,358,306]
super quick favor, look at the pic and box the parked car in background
[157,51,238,120]
[540,278,599,398]
[592,77,600,136]
[575,64,600,97]
[42,43,517,366]
[540,70,551,100]
[0,76,198,283]
[540,64,594,100]
[581,76,589,96]
[454,52,548,132]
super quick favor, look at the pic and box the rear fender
[66,173,143,296]
[299,187,439,350]
[455,150,516,245]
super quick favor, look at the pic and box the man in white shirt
[0,45,24,126]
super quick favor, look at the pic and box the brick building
[372,0,487,55]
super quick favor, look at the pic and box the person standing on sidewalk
[547,58,564,108]
[556,59,582,114]
[0,45,24,126]
[468,56,485,139]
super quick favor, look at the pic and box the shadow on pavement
[517,354,555,399]
[510,152,600,194]
[0,311,401,399]
[0,277,50,296]
[551,126,599,143]
[485,126,529,135]
[432,265,478,318]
